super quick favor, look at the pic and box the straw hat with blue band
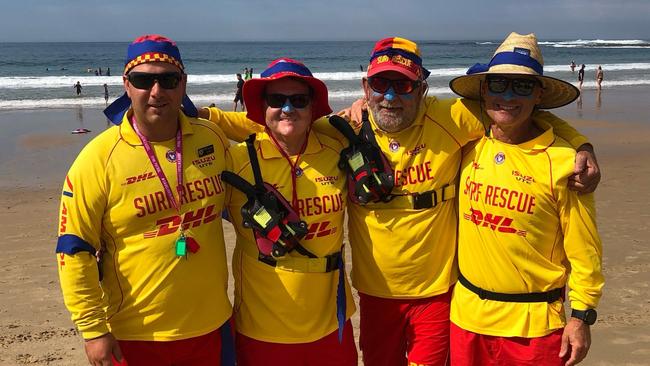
[103,34,198,125]
[243,58,332,126]
[449,32,580,109]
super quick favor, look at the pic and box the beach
[1,86,650,365]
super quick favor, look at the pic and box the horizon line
[1,37,648,44]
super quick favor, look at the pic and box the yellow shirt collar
[489,118,556,153]
[119,109,195,146]
[257,129,324,159]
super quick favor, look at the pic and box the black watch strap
[571,309,597,325]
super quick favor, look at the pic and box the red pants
[235,320,358,366]
[359,289,452,366]
[114,327,223,366]
[450,323,567,366]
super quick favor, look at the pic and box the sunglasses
[265,93,311,109]
[367,77,421,95]
[127,72,182,90]
[485,76,540,97]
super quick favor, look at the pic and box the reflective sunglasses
[127,72,182,90]
[485,76,540,97]
[367,77,421,95]
[265,93,311,109]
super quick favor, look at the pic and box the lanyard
[131,117,184,215]
[266,127,310,211]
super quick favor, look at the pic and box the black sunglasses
[486,76,541,97]
[367,77,421,95]
[265,93,311,109]
[127,72,182,90]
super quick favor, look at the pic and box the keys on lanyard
[176,232,188,257]
[131,117,200,259]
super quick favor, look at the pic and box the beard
[369,99,420,133]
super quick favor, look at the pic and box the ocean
[0,39,649,110]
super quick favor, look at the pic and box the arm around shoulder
[202,106,263,142]
[536,111,601,193]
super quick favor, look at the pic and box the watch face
[585,309,597,324]
[573,309,597,325]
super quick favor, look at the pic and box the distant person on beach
[106,67,111,76]
[233,73,245,111]
[596,65,604,90]
[56,34,234,366]
[94,69,99,76]
[578,64,586,89]
[449,32,603,366]
[199,37,602,366]
[99,67,102,76]
[245,67,253,80]
[102,83,109,104]
[73,81,82,96]
[201,57,357,366]
[570,60,576,72]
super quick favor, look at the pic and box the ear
[123,75,131,98]
[534,84,544,105]
[179,73,188,94]
[362,77,371,100]
[418,79,428,99]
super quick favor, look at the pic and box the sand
[1,88,649,365]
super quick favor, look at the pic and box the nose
[500,89,516,101]
[374,87,397,101]
[281,99,295,113]
[149,80,163,97]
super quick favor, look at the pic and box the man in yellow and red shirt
[56,35,234,366]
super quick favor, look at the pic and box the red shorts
[359,289,452,366]
[235,320,358,366]
[450,323,567,366]
[114,324,230,366]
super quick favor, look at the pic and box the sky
[0,0,648,42]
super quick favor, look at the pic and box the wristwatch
[571,309,597,325]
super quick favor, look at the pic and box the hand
[568,144,600,194]
[347,98,367,129]
[197,107,210,120]
[84,333,125,366]
[559,318,591,366]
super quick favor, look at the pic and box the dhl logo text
[123,172,157,186]
[143,204,219,238]
[463,208,527,236]
[304,221,337,240]
[59,202,68,234]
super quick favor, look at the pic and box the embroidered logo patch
[166,150,176,162]
[198,144,214,158]
[494,152,506,165]
[389,140,400,152]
